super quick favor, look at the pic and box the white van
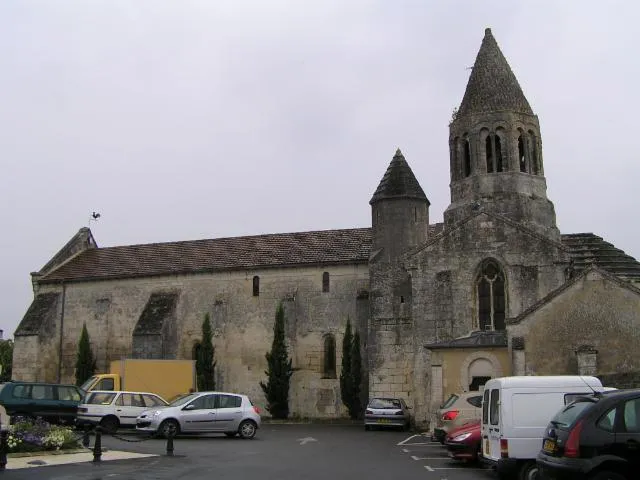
[481,375,606,479]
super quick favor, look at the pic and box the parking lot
[1,424,498,480]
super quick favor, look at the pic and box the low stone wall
[598,372,640,389]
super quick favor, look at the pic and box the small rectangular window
[322,272,330,293]
[252,276,260,296]
[489,389,500,425]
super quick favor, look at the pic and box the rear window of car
[466,395,482,408]
[369,398,402,409]
[550,400,595,428]
[441,394,459,409]
[85,392,117,405]
[57,386,82,402]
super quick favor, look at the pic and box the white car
[77,390,168,433]
[136,391,261,439]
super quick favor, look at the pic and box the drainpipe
[57,282,66,383]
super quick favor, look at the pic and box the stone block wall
[14,262,369,418]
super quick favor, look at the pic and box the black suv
[537,389,640,480]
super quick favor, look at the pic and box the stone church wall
[405,214,569,422]
[508,270,640,377]
[16,263,369,418]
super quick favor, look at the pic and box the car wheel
[224,432,237,438]
[519,461,539,480]
[238,420,257,439]
[364,425,370,431]
[403,421,411,432]
[159,419,180,439]
[588,472,627,480]
[99,416,119,435]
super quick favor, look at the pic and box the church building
[14,28,640,426]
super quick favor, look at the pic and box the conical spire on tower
[457,28,533,117]
[370,149,429,204]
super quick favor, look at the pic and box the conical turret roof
[370,149,429,204]
[457,28,533,116]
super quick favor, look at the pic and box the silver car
[364,397,412,431]
[135,391,261,439]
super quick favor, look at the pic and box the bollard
[82,425,91,448]
[0,430,8,470]
[165,431,174,456]
[93,426,102,463]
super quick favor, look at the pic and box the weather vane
[89,211,101,225]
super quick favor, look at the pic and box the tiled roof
[561,233,640,282]
[370,149,429,204]
[425,330,507,349]
[39,228,373,283]
[457,28,533,117]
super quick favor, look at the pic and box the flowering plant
[5,417,80,453]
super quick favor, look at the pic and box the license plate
[543,439,556,453]
[484,439,490,456]
[377,419,390,424]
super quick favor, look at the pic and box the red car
[444,419,481,463]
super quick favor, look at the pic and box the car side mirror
[407,406,412,409]
[183,404,195,410]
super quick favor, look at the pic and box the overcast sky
[1,1,638,339]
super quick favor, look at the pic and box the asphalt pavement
[0,425,498,480]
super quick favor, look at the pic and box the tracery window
[476,260,506,331]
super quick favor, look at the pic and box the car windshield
[441,394,459,409]
[369,398,402,409]
[85,392,117,405]
[550,400,595,428]
[80,376,98,392]
[170,393,198,407]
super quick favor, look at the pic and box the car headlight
[452,432,472,442]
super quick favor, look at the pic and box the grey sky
[1,1,638,338]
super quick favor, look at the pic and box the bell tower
[444,28,559,240]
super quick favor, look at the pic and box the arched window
[529,131,539,175]
[451,137,459,181]
[476,259,506,331]
[463,138,472,177]
[322,272,330,293]
[252,276,260,297]
[485,135,494,173]
[518,133,527,173]
[323,334,336,378]
[495,129,504,172]
[192,342,202,361]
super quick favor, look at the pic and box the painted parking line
[424,465,489,471]
[411,455,449,460]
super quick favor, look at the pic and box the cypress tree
[196,313,216,391]
[260,302,293,419]
[0,339,13,382]
[340,318,354,416]
[75,323,96,386]
[350,329,363,419]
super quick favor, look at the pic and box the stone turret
[370,149,430,262]
[444,28,560,240]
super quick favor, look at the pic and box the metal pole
[0,430,7,470]
[93,426,102,463]
[166,431,174,456]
